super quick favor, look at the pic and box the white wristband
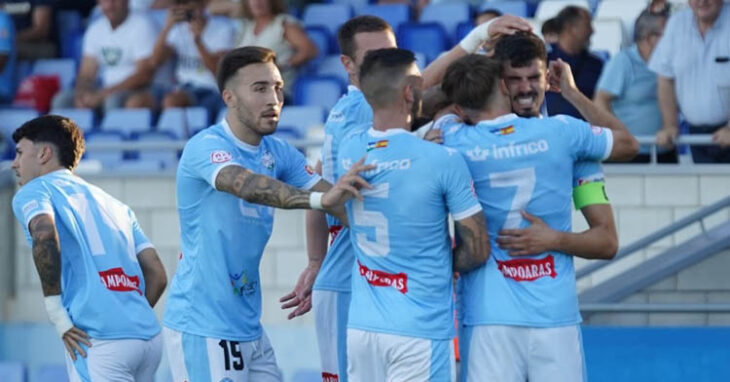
[309,192,324,210]
[44,295,73,338]
[459,19,494,53]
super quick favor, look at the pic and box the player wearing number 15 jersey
[438,55,638,381]
[11,115,167,382]
[337,49,489,382]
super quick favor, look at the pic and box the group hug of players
[9,11,638,382]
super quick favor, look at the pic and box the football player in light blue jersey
[340,48,489,382]
[163,46,372,382]
[10,115,168,381]
[437,55,638,382]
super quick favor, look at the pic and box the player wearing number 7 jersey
[438,55,638,382]
[10,115,168,382]
[337,49,490,382]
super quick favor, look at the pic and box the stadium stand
[591,18,625,56]
[595,0,650,44]
[314,55,349,88]
[279,105,326,137]
[535,0,592,20]
[49,108,95,133]
[356,4,411,32]
[483,1,530,18]
[156,107,209,139]
[100,108,153,136]
[302,4,353,36]
[420,3,471,42]
[32,59,76,90]
[397,22,450,64]
[293,75,344,110]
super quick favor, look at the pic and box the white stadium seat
[595,1,649,45]
[591,18,625,56]
[535,0,591,20]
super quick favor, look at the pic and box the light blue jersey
[440,113,613,327]
[163,119,321,341]
[338,128,482,340]
[12,170,160,340]
[314,86,372,292]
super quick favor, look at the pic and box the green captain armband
[573,181,610,210]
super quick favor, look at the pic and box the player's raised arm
[548,59,639,160]
[453,212,491,272]
[28,214,91,360]
[137,247,167,307]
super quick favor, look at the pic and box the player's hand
[487,15,532,37]
[62,326,91,361]
[656,126,679,149]
[280,262,321,319]
[712,125,730,148]
[547,59,578,95]
[496,211,559,256]
[424,128,443,144]
[322,157,374,208]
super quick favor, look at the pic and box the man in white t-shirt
[149,0,235,121]
[51,0,159,112]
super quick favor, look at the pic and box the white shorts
[163,326,282,382]
[460,325,586,382]
[66,332,163,382]
[313,289,350,382]
[347,329,455,382]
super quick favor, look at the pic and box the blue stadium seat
[357,4,411,31]
[279,105,326,136]
[302,4,352,36]
[420,3,470,41]
[294,76,344,110]
[37,364,68,382]
[483,1,529,18]
[132,131,179,169]
[305,25,332,59]
[148,9,168,28]
[56,10,83,37]
[217,108,227,123]
[456,21,474,42]
[0,108,39,139]
[0,361,26,382]
[315,55,349,88]
[14,60,33,92]
[592,50,611,62]
[291,369,321,382]
[274,126,304,142]
[84,130,126,169]
[100,108,153,136]
[332,0,368,8]
[33,59,76,89]
[115,159,164,173]
[60,30,84,66]
[50,108,95,133]
[397,23,449,64]
[157,107,209,139]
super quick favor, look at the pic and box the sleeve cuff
[602,129,614,161]
[135,242,155,254]
[24,209,54,228]
[210,162,244,190]
[451,204,483,221]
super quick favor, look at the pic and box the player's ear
[37,144,55,165]
[499,78,510,96]
[341,55,357,77]
[222,88,235,108]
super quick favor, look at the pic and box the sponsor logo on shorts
[99,268,142,295]
[496,255,557,282]
[322,372,339,382]
[210,150,232,163]
[357,260,408,294]
[329,225,343,245]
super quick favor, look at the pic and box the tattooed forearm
[453,213,490,273]
[216,165,312,209]
[29,214,63,296]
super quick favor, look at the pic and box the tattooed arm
[28,214,91,360]
[453,212,490,273]
[215,165,313,209]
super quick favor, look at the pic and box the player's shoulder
[182,124,233,157]
[261,134,296,155]
[545,114,589,129]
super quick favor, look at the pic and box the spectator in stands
[545,6,603,119]
[207,0,243,17]
[51,0,158,112]
[649,0,730,163]
[150,0,234,120]
[595,10,674,163]
[236,0,318,99]
[0,9,15,104]
[0,0,56,59]
[541,17,560,44]
[476,8,502,26]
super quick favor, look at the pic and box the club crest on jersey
[357,260,408,294]
[261,151,275,170]
[210,150,232,164]
[496,255,557,282]
[366,140,388,151]
[229,269,257,297]
[490,125,515,136]
[99,268,142,295]
[322,372,339,382]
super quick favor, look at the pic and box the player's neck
[372,109,410,132]
[474,105,513,123]
[225,114,263,146]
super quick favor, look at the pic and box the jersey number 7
[489,168,536,230]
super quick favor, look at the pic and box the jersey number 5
[352,183,390,257]
[489,168,536,230]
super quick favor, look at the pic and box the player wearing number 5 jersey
[10,115,167,382]
[438,55,638,382]
[338,49,490,382]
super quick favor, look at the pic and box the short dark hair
[541,17,560,36]
[633,9,667,42]
[13,115,85,170]
[493,31,547,67]
[554,6,590,34]
[442,54,503,111]
[337,15,393,58]
[359,48,416,109]
[216,46,277,92]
